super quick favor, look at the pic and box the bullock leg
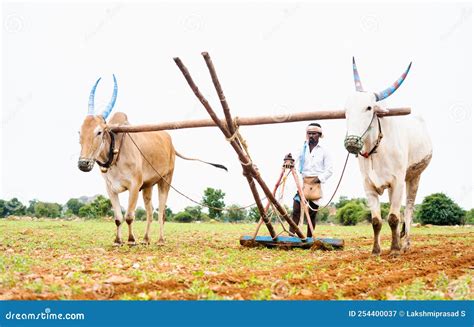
[366,189,382,255]
[125,184,140,245]
[106,187,123,245]
[157,175,172,244]
[402,175,421,253]
[142,186,154,245]
[387,181,404,256]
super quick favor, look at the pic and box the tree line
[1,188,472,226]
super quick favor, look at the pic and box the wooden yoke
[111,108,411,133]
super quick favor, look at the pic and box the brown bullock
[78,75,226,245]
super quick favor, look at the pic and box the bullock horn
[87,77,102,115]
[352,57,364,92]
[102,74,118,120]
[374,62,412,101]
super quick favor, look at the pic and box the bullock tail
[175,151,228,171]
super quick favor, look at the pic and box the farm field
[0,219,473,300]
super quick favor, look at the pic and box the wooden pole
[110,108,411,133]
[198,52,308,240]
[198,53,307,240]
[173,56,282,239]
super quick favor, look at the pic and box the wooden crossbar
[110,108,411,133]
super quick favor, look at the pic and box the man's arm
[318,149,333,183]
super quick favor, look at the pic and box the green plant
[173,211,194,223]
[464,209,474,225]
[225,204,247,222]
[336,202,366,225]
[416,193,465,225]
[135,207,147,221]
[202,188,225,220]
[66,198,85,215]
[184,206,203,221]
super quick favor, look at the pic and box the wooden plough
[110,52,411,250]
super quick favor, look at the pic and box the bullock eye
[366,106,372,111]
[97,131,102,136]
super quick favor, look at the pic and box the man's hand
[314,176,321,184]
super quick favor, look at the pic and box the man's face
[307,131,320,144]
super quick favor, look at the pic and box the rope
[226,117,253,166]
[126,133,278,212]
[126,130,350,218]
[305,151,350,212]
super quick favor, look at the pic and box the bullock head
[344,58,411,154]
[78,75,118,172]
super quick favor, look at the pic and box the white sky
[1,1,472,213]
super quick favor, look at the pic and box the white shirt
[293,142,333,205]
[294,142,333,183]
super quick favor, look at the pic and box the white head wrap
[306,125,323,138]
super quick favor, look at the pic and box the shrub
[317,207,330,222]
[173,211,194,223]
[415,193,465,225]
[465,209,474,225]
[337,202,366,226]
[135,207,147,221]
[184,206,202,221]
[78,204,96,219]
[226,204,247,222]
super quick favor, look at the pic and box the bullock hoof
[401,244,411,253]
[389,249,401,257]
[157,238,165,246]
[127,236,136,246]
[141,238,150,245]
[371,246,381,256]
[113,240,123,247]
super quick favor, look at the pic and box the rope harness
[344,113,383,158]
[95,129,125,173]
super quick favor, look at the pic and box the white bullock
[344,58,432,256]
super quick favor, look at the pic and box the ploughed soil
[1,220,473,300]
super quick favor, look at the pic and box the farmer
[290,123,333,237]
